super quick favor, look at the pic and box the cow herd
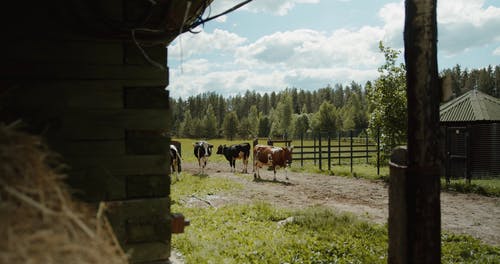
[169,140,294,181]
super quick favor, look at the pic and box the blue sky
[167,0,500,99]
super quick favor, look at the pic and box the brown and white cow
[253,144,293,181]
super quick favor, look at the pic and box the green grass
[290,163,389,181]
[170,172,243,205]
[172,173,500,263]
[292,162,500,197]
[441,178,500,197]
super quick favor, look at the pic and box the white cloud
[236,28,384,69]
[169,65,288,98]
[438,0,500,55]
[168,61,378,99]
[169,29,246,59]
[494,47,500,56]
[374,0,500,55]
[378,1,404,47]
[208,0,320,16]
[215,16,227,23]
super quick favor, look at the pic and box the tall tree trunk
[390,0,441,263]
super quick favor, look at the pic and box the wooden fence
[270,130,381,175]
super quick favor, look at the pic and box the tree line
[169,43,499,152]
[170,82,369,140]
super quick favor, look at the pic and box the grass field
[442,178,500,197]
[171,173,500,263]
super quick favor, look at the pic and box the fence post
[377,127,381,176]
[319,132,322,171]
[300,133,304,167]
[313,134,316,166]
[328,133,331,171]
[338,132,341,165]
[366,130,369,163]
[389,146,408,263]
[350,130,353,173]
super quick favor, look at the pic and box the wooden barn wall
[442,122,500,179]
[470,123,500,178]
[1,2,172,263]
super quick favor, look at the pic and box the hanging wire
[178,1,193,74]
[94,0,253,71]
[184,0,253,32]
[131,28,168,72]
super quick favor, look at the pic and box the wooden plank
[66,172,170,202]
[66,170,126,202]
[60,109,170,139]
[1,80,170,109]
[123,42,167,66]
[123,242,171,263]
[0,63,168,81]
[105,198,171,245]
[126,130,169,155]
[52,140,125,157]
[68,155,169,175]
[126,174,170,199]
[124,86,169,109]
[3,40,123,64]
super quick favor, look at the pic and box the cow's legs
[273,167,277,181]
[242,158,248,173]
[172,159,179,181]
[253,164,260,179]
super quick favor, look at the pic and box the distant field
[171,137,499,197]
[171,138,252,163]
[172,137,379,165]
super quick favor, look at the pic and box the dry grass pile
[0,124,128,263]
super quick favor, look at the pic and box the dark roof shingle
[440,90,500,122]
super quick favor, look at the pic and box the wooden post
[313,134,317,166]
[300,133,304,167]
[318,132,322,170]
[389,147,408,264]
[328,133,331,171]
[365,130,369,163]
[377,128,381,176]
[350,130,353,173]
[338,132,342,165]
[389,0,441,263]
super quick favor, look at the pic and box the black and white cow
[216,143,251,173]
[193,141,213,174]
[169,144,182,180]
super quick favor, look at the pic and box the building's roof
[440,90,500,122]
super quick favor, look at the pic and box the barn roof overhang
[4,1,257,46]
[56,0,216,45]
[439,90,500,123]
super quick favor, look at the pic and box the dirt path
[181,162,500,246]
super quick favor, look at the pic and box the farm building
[440,90,500,181]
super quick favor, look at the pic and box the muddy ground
[180,161,500,246]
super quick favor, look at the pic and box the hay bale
[0,124,128,263]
